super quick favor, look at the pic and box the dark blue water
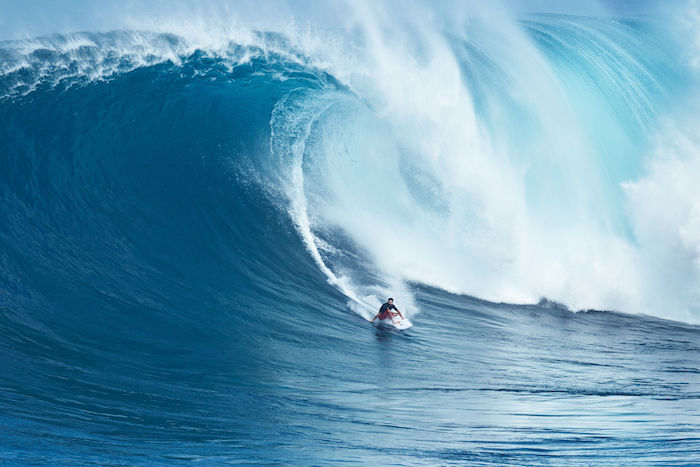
[1,16,700,465]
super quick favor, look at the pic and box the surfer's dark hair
[388,297,393,301]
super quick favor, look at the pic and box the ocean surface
[1,4,700,465]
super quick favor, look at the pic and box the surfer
[371,298,404,322]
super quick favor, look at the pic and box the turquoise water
[1,8,700,464]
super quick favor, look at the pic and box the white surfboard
[379,315,413,330]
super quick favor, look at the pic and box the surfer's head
[388,298,393,304]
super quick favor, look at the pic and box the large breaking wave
[5,5,697,323]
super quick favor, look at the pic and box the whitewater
[1,0,699,464]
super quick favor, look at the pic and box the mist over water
[1,1,700,464]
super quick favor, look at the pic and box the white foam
[623,118,700,323]
[263,2,700,324]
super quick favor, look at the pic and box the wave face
[1,6,700,465]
